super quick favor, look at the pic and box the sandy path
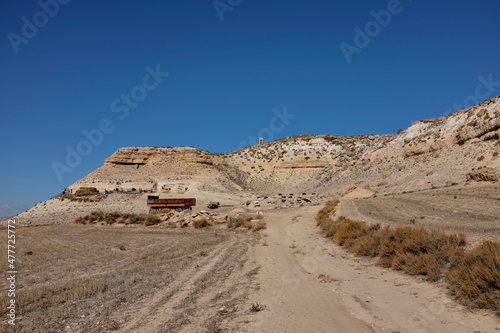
[246,206,499,333]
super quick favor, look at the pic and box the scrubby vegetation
[446,240,500,313]
[74,187,99,196]
[315,200,339,236]
[144,212,162,226]
[316,201,500,315]
[228,216,252,229]
[74,210,162,226]
[252,221,267,232]
[228,215,266,231]
[56,193,104,202]
[192,216,211,229]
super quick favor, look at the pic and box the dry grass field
[0,224,260,332]
[336,183,500,243]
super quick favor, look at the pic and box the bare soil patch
[336,183,500,244]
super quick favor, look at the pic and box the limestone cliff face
[374,95,500,160]
[72,95,500,195]
[105,147,162,165]
[105,146,214,165]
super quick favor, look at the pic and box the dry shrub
[193,216,211,229]
[228,216,252,229]
[352,224,384,257]
[57,193,103,202]
[316,200,468,282]
[74,211,105,224]
[315,200,339,238]
[252,221,267,232]
[74,187,99,196]
[319,217,337,237]
[73,211,149,226]
[377,227,466,281]
[250,302,265,312]
[144,212,162,226]
[333,217,369,247]
[447,240,500,315]
[315,200,338,226]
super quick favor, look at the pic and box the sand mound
[342,186,375,199]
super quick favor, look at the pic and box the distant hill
[12,95,500,226]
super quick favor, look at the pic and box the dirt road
[245,206,499,333]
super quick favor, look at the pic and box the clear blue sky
[1,0,500,217]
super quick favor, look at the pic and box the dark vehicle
[207,201,220,209]
[147,196,196,211]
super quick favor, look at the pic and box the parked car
[207,201,220,209]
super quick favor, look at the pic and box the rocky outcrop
[105,147,164,165]
[466,168,499,182]
[278,160,328,169]
[105,146,213,165]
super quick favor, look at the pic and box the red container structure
[147,196,196,211]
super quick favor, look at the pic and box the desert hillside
[2,96,499,333]
[12,95,500,226]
